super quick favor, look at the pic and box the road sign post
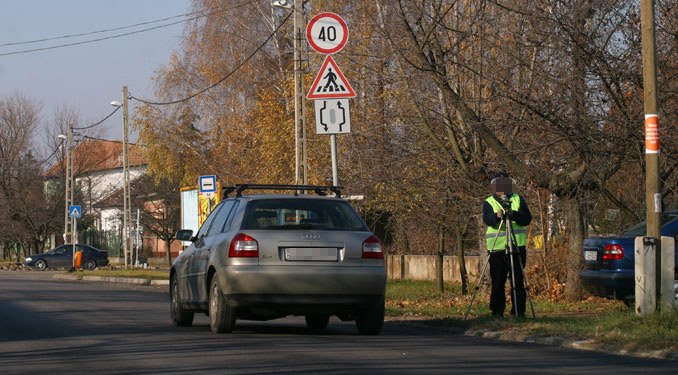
[199,175,217,213]
[306,12,352,189]
[69,205,81,269]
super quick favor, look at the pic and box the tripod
[464,208,536,320]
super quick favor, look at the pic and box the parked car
[579,210,678,303]
[170,184,386,335]
[24,244,109,271]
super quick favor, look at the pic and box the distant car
[170,184,386,335]
[24,244,109,271]
[579,210,678,303]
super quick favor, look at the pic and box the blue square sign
[199,175,217,193]
[69,205,82,219]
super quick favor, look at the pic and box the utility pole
[641,0,662,309]
[293,0,308,185]
[122,86,131,269]
[63,125,74,244]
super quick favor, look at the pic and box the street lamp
[58,128,74,245]
[111,86,131,269]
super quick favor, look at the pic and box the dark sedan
[24,244,109,271]
[579,210,678,303]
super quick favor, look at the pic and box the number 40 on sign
[306,12,349,54]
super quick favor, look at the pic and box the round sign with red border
[306,12,349,54]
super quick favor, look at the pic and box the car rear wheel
[34,260,47,271]
[355,300,384,336]
[305,314,330,333]
[85,260,97,270]
[171,276,194,327]
[209,276,236,333]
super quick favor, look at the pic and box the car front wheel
[170,276,194,327]
[209,276,236,333]
[355,300,385,336]
[85,260,97,270]
[34,260,47,271]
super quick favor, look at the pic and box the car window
[242,199,367,231]
[207,200,237,236]
[622,213,678,236]
[195,202,223,239]
[54,245,72,255]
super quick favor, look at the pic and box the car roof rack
[222,184,342,198]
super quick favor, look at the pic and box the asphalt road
[0,271,675,374]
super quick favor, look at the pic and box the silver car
[170,185,386,335]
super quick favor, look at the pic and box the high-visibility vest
[485,194,527,251]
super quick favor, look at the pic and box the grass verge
[75,269,169,280]
[386,279,678,353]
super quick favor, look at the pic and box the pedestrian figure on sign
[323,68,339,92]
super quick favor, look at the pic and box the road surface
[0,271,675,374]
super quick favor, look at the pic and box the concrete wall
[111,254,483,281]
[386,255,481,282]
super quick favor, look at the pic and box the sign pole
[72,216,77,269]
[330,134,339,186]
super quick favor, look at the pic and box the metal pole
[135,208,140,267]
[72,216,77,269]
[122,85,130,269]
[330,134,339,186]
[641,0,662,308]
[293,0,302,186]
[64,125,73,244]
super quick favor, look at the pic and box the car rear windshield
[242,199,368,231]
[622,213,678,236]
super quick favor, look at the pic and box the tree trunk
[563,197,586,300]
[436,228,444,293]
[456,226,469,295]
[165,238,172,267]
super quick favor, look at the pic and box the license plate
[285,248,338,262]
[585,250,598,261]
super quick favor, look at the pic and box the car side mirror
[175,229,194,242]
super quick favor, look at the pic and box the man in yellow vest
[482,172,532,317]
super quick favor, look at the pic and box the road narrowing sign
[306,12,349,54]
[307,55,355,99]
[314,99,351,134]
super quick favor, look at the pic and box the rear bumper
[216,265,386,307]
[579,269,634,300]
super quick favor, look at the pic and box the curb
[52,274,168,287]
[464,329,678,360]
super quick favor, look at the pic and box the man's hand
[496,210,503,220]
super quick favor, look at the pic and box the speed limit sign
[306,12,349,54]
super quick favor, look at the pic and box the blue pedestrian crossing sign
[69,205,82,219]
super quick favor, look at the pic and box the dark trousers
[489,247,527,316]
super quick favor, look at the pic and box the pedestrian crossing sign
[306,55,356,99]
[69,205,81,219]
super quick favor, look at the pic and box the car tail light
[362,235,383,259]
[602,244,624,261]
[229,233,259,258]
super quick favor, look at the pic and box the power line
[0,0,258,57]
[73,105,121,130]
[38,140,65,168]
[1,10,196,47]
[130,12,292,106]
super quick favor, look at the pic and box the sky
[0,0,190,152]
